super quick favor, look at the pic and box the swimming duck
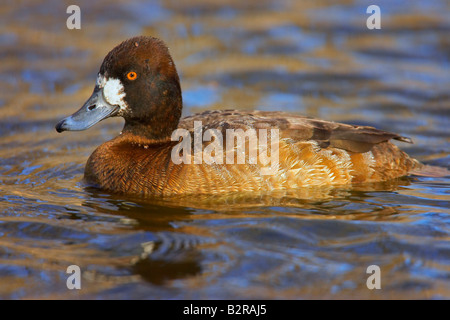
[56,36,422,196]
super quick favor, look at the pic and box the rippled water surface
[1,0,449,299]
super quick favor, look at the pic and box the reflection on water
[0,0,449,299]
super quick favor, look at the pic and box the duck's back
[85,110,421,196]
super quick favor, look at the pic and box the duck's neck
[122,120,178,143]
[117,130,173,147]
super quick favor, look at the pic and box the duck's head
[56,36,182,141]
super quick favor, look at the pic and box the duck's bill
[55,87,120,133]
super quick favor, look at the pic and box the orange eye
[126,71,137,81]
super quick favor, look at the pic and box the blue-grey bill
[55,87,120,133]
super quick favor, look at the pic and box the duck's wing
[179,110,412,153]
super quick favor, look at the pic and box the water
[0,0,449,299]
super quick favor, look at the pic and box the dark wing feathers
[179,110,412,154]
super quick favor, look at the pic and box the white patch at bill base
[102,77,128,112]
[96,73,106,88]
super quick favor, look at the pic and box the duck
[55,35,423,196]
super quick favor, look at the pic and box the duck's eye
[126,71,137,81]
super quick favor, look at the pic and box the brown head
[55,36,183,141]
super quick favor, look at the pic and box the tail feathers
[394,136,413,144]
[410,164,450,178]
